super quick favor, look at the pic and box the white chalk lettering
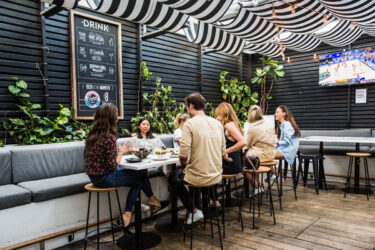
[82,19,110,32]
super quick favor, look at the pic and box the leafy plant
[130,62,185,134]
[251,57,284,114]
[219,71,258,126]
[3,77,90,145]
[206,102,216,118]
[0,139,3,147]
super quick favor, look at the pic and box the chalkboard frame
[69,10,124,120]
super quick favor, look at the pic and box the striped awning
[95,0,188,32]
[242,0,335,34]
[218,7,277,44]
[315,20,363,47]
[277,32,321,52]
[184,19,245,56]
[40,0,373,57]
[244,43,283,57]
[157,0,233,24]
[319,0,375,24]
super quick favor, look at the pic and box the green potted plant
[251,57,285,114]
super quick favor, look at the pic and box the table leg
[155,164,184,232]
[117,193,161,250]
[318,142,324,189]
[354,143,360,193]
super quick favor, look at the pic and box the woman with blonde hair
[245,105,277,194]
[215,102,247,174]
[173,113,190,149]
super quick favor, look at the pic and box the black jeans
[168,168,202,212]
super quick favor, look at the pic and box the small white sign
[355,88,367,104]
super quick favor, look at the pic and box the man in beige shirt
[168,92,225,224]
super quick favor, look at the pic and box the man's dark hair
[185,92,206,111]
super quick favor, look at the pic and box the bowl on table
[129,148,151,159]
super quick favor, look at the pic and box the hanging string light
[272,4,276,18]
[323,14,328,24]
[287,57,291,63]
[291,5,296,14]
[313,53,318,60]
[275,24,279,32]
[350,21,355,30]
[253,0,258,6]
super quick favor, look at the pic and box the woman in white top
[173,113,190,149]
[130,118,165,150]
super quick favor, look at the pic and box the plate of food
[169,149,179,158]
[150,150,170,161]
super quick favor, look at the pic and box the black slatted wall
[253,35,375,129]
[0,1,244,141]
[0,0,45,141]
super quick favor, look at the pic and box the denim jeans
[89,169,153,212]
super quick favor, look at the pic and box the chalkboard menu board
[70,11,123,119]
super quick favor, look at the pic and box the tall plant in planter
[130,62,185,134]
[219,71,258,126]
[251,57,284,114]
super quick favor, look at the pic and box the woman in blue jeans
[84,103,167,232]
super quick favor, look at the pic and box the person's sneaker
[254,187,264,196]
[269,174,279,186]
[186,209,204,225]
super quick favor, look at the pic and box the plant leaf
[16,80,27,89]
[8,85,20,94]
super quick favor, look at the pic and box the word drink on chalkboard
[70,11,123,119]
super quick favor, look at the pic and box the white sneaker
[186,209,204,225]
[254,187,264,195]
[269,174,279,186]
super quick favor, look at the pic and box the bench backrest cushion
[300,129,371,146]
[117,135,174,149]
[0,149,12,185]
[11,141,85,183]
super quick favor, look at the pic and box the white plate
[150,154,170,161]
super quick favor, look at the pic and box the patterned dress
[276,121,299,165]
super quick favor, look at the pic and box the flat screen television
[319,47,375,86]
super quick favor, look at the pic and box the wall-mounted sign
[70,11,123,119]
[355,88,367,104]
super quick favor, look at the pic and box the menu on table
[70,11,123,119]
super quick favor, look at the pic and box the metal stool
[221,174,243,238]
[345,152,372,200]
[297,154,327,194]
[261,161,282,210]
[277,158,298,200]
[183,183,223,250]
[84,183,125,249]
[242,167,276,230]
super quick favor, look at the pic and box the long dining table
[117,155,180,250]
[299,136,375,193]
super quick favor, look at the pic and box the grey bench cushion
[18,173,90,202]
[0,184,31,210]
[0,149,12,185]
[10,141,86,183]
[158,134,174,148]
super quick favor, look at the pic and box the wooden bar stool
[220,174,243,238]
[345,152,372,200]
[183,183,223,250]
[242,167,276,230]
[84,183,125,249]
[261,161,282,210]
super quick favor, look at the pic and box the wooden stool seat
[260,161,279,166]
[243,166,271,174]
[84,183,118,192]
[346,152,371,157]
[222,174,237,179]
[187,183,217,188]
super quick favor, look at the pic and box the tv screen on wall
[319,47,375,87]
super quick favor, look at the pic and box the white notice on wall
[355,88,367,104]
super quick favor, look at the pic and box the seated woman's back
[246,119,276,162]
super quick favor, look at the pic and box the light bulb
[350,22,355,30]
[275,25,279,32]
[287,57,291,63]
[291,5,295,14]
[272,8,276,18]
[253,0,258,6]
[323,15,328,24]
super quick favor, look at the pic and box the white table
[300,136,374,193]
[118,155,181,249]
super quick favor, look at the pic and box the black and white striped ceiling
[41,0,375,57]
